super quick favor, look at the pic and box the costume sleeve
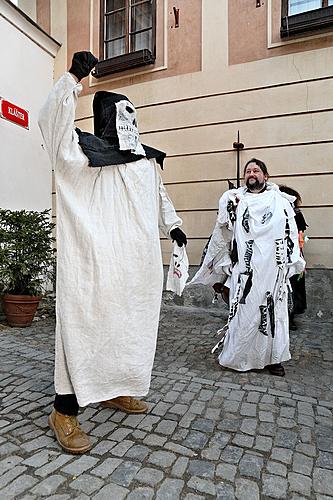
[190,192,232,286]
[158,173,183,236]
[38,73,82,168]
[287,211,306,277]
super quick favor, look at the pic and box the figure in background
[39,52,187,454]
[279,185,308,330]
[190,158,305,377]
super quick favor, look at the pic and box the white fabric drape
[39,73,182,406]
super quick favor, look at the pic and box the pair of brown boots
[49,396,148,454]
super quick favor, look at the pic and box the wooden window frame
[93,0,156,78]
[281,0,333,37]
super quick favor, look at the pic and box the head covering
[77,91,166,168]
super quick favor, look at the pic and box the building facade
[36,0,333,269]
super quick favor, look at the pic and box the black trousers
[54,394,79,416]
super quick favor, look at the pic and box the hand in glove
[170,228,187,247]
[69,51,98,81]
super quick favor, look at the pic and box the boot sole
[48,415,92,455]
[101,401,148,414]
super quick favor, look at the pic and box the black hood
[77,90,166,168]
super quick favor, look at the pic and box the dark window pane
[131,1,152,32]
[106,10,126,40]
[131,28,152,51]
[106,0,126,12]
[288,0,322,14]
[106,38,126,58]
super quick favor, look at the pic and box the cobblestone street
[0,303,332,499]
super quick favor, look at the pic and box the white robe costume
[191,183,305,371]
[38,73,182,406]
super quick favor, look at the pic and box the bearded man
[191,158,305,377]
[38,52,186,454]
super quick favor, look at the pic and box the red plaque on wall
[0,98,29,129]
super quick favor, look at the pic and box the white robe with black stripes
[191,183,305,371]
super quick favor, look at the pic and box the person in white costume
[191,158,305,378]
[38,52,187,454]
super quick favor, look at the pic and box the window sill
[92,49,155,78]
[280,6,333,38]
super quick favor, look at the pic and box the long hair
[279,185,302,207]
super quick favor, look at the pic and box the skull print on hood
[76,91,166,168]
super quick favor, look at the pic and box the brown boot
[101,396,148,414]
[48,409,91,454]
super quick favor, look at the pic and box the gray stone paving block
[143,434,167,447]
[151,402,172,416]
[192,417,215,433]
[198,389,214,402]
[254,435,273,452]
[187,459,215,479]
[271,447,293,464]
[22,450,57,467]
[232,433,254,448]
[277,417,297,428]
[179,411,197,428]
[31,474,66,496]
[293,452,314,475]
[280,406,296,418]
[148,450,177,467]
[258,422,276,437]
[217,417,242,432]
[223,400,241,412]
[228,390,245,401]
[317,406,332,417]
[187,476,216,496]
[184,494,205,500]
[121,414,145,428]
[0,474,38,498]
[156,478,184,499]
[92,482,128,499]
[288,472,312,496]
[131,429,146,439]
[126,444,150,461]
[216,482,235,500]
[179,392,196,403]
[274,429,298,448]
[110,460,141,487]
[298,401,315,416]
[239,453,264,479]
[205,408,221,420]
[69,474,104,495]
[21,435,57,452]
[235,478,259,500]
[0,465,27,489]
[247,392,261,403]
[91,457,122,478]
[221,445,244,464]
[0,455,23,474]
[201,445,221,461]
[136,467,164,486]
[240,418,257,435]
[266,460,287,477]
[165,442,197,457]
[240,403,257,417]
[164,391,180,403]
[110,439,134,456]
[138,415,160,431]
[35,454,72,477]
[62,455,98,476]
[169,404,188,416]
[107,427,132,441]
[90,439,116,456]
[298,414,315,427]
[155,419,178,435]
[183,430,209,450]
[189,401,206,415]
[216,462,237,481]
[261,394,276,404]
[316,451,333,469]
[300,427,312,443]
[262,473,288,498]
[313,467,333,495]
[210,431,231,448]
[295,443,316,457]
[259,411,274,422]
[318,436,333,453]
[172,457,189,477]
[126,487,154,500]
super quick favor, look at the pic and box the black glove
[69,51,98,81]
[170,228,187,247]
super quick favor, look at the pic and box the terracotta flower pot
[2,294,42,328]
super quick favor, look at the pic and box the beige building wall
[47,0,333,268]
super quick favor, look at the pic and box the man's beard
[246,178,265,191]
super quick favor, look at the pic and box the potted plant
[0,208,55,327]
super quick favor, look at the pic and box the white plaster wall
[0,9,57,212]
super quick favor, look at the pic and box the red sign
[0,98,29,129]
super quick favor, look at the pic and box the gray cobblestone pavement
[0,303,332,499]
